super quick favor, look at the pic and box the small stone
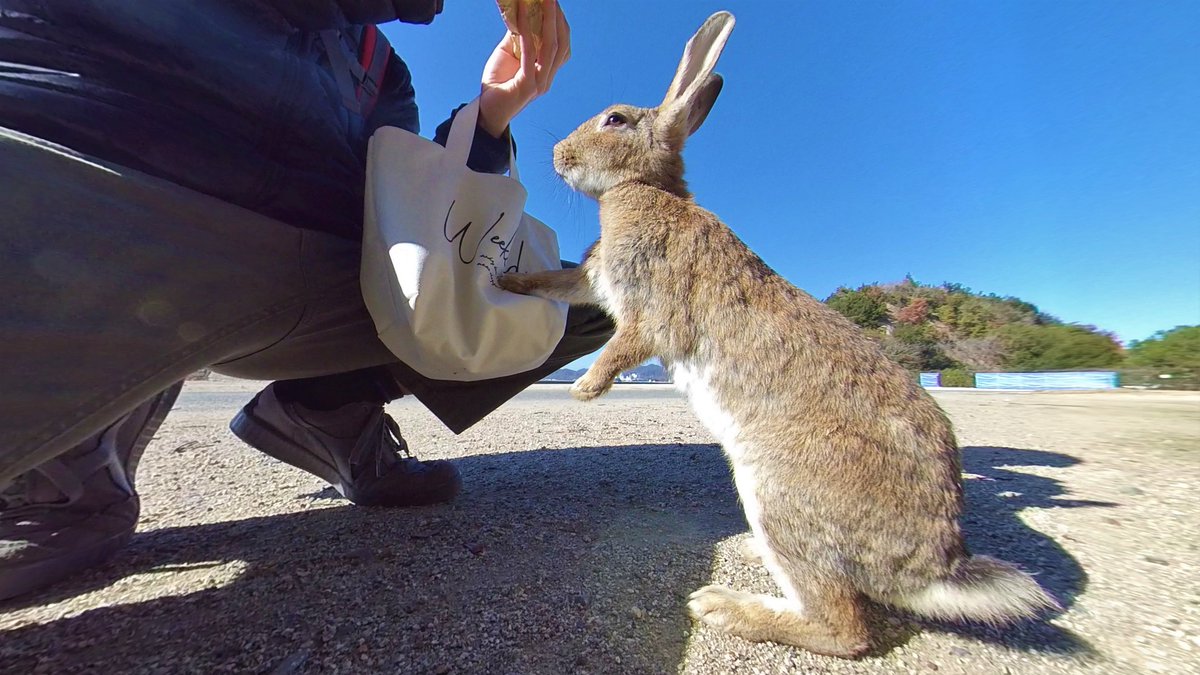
[631,607,647,620]
[271,650,309,674]
[434,665,451,675]
[949,646,971,657]
[1144,556,1171,566]
[1120,486,1146,496]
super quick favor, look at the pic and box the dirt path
[2,385,1197,674]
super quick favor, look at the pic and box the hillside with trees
[1126,326,1200,368]
[537,280,1196,389]
[823,277,1137,384]
[1118,325,1200,389]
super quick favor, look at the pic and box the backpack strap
[356,25,391,118]
[319,25,393,119]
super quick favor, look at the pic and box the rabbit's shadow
[880,445,1112,656]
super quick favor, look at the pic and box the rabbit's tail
[892,555,1061,624]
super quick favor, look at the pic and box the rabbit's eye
[604,113,628,128]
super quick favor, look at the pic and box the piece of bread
[496,0,544,59]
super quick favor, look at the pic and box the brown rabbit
[498,11,1059,658]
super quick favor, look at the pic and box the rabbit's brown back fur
[499,11,1057,658]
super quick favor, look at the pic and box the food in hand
[496,0,544,59]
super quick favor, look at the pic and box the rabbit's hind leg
[688,577,870,658]
[729,535,768,562]
[737,535,765,564]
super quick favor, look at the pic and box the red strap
[358,25,378,73]
[357,25,391,118]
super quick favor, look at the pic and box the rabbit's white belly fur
[671,362,740,447]
[671,362,803,606]
[588,267,623,316]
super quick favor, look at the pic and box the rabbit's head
[553,11,735,198]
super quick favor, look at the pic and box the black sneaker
[229,383,461,507]
[0,383,181,601]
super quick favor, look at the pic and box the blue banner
[974,372,1118,390]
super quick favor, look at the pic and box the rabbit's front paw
[496,272,534,295]
[570,373,612,401]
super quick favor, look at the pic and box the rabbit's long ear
[656,11,734,149]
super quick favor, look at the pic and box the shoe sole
[229,406,352,500]
[0,517,135,602]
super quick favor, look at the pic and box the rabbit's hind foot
[687,584,870,659]
[737,536,765,565]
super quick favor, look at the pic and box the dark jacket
[0,0,509,239]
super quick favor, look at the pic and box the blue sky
[384,0,1199,367]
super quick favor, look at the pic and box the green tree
[953,297,995,337]
[996,324,1123,371]
[825,287,888,328]
[892,323,935,345]
[933,296,959,326]
[1127,325,1200,368]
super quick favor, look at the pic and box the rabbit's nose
[553,145,577,170]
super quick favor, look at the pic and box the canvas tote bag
[361,98,568,381]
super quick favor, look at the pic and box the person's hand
[478,0,571,138]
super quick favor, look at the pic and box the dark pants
[0,128,610,484]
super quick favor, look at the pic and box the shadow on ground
[911,445,1114,656]
[2,445,1108,671]
[1,444,743,674]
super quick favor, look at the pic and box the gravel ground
[1,382,1198,675]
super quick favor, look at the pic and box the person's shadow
[1,444,1103,672]
[1,443,745,674]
